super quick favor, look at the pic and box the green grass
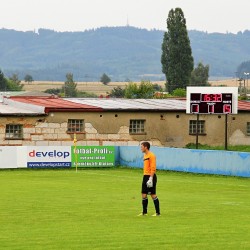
[0,168,250,250]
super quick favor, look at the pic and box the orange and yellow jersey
[143,151,156,176]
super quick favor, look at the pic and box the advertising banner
[17,146,27,168]
[27,146,71,168]
[72,146,115,167]
[0,147,18,168]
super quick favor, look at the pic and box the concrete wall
[0,111,249,147]
[229,113,250,145]
[36,111,250,147]
[119,146,250,178]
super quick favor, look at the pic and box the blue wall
[118,146,250,178]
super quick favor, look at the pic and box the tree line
[0,70,23,91]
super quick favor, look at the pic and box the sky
[0,0,249,34]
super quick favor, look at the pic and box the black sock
[153,197,160,214]
[142,198,148,214]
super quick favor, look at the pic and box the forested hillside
[0,26,249,81]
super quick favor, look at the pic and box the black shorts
[141,174,157,195]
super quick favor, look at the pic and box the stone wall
[0,111,249,147]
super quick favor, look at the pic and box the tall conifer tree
[161,8,194,93]
[64,73,77,97]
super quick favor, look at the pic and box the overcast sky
[0,0,249,33]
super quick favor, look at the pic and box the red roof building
[9,96,102,113]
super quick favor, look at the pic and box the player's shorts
[141,174,157,195]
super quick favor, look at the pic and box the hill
[0,27,250,81]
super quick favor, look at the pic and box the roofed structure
[65,98,186,111]
[9,96,102,113]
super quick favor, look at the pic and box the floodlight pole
[225,114,228,150]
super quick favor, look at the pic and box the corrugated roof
[12,91,51,97]
[66,98,250,112]
[2,97,250,114]
[0,91,51,102]
[0,101,44,115]
[9,96,102,112]
[66,98,187,111]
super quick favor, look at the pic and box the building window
[247,122,250,135]
[129,120,145,134]
[5,124,23,139]
[67,119,84,133]
[189,120,205,135]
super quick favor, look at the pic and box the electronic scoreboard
[190,93,232,114]
[186,87,238,115]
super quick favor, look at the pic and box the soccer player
[138,141,160,216]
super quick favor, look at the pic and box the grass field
[21,81,166,96]
[21,78,242,96]
[0,168,249,250]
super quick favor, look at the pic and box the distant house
[0,94,249,147]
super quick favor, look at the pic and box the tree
[8,74,23,91]
[24,74,34,83]
[172,88,186,97]
[44,88,61,95]
[153,84,163,92]
[161,8,194,93]
[137,81,155,98]
[124,82,138,99]
[124,81,155,99]
[0,69,8,91]
[63,73,77,97]
[190,62,210,86]
[108,86,125,98]
[100,73,111,85]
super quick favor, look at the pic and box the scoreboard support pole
[225,114,228,150]
[196,114,199,149]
